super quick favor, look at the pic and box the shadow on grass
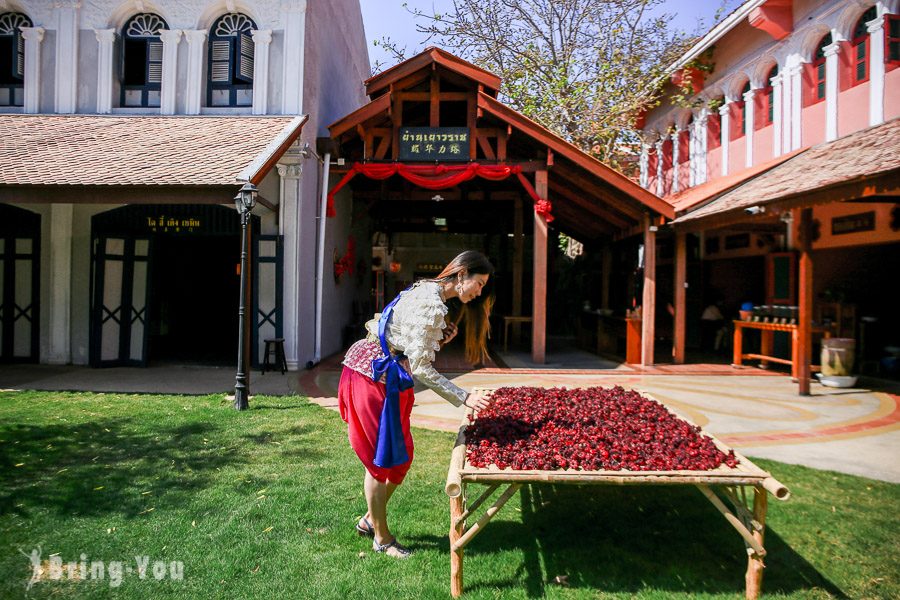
[0,414,319,521]
[418,485,847,598]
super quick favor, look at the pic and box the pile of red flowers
[465,386,738,472]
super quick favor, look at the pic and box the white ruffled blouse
[342,280,468,407]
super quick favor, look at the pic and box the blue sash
[370,288,416,468]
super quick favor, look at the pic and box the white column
[771,73,783,156]
[654,140,664,196]
[719,101,731,176]
[671,128,681,194]
[252,29,272,115]
[743,87,756,167]
[278,162,304,369]
[868,17,886,126]
[697,112,709,184]
[20,27,44,114]
[94,29,116,114]
[184,30,206,115]
[281,0,308,114]
[639,143,649,188]
[788,64,803,150]
[824,42,840,141]
[48,204,73,365]
[781,67,793,152]
[54,3,80,113]
[159,29,182,115]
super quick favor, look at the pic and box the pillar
[601,245,612,310]
[655,140,664,196]
[824,42,840,141]
[671,128,681,194]
[719,101,731,176]
[641,215,657,366]
[184,30,207,115]
[639,143,649,188]
[48,204,73,365]
[532,171,548,364]
[697,112,709,184]
[797,207,813,395]
[20,27,44,114]
[54,2,80,113]
[673,232,687,364]
[278,163,304,369]
[281,0,308,114]
[252,29,272,115]
[743,86,756,167]
[868,16,886,126]
[159,29,182,115]
[771,72,783,156]
[94,29,116,114]
[788,64,803,150]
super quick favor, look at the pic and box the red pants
[338,367,415,484]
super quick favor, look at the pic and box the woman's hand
[440,322,458,347]
[464,390,492,412]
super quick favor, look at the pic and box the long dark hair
[433,251,495,364]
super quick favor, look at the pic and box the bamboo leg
[456,484,499,526]
[696,485,765,556]
[453,483,522,552]
[745,485,767,600]
[450,491,465,598]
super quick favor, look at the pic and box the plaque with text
[832,211,875,235]
[398,127,470,161]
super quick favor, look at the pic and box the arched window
[707,98,723,150]
[734,80,751,139]
[851,6,877,86]
[208,13,256,107]
[756,65,778,129]
[809,32,832,105]
[0,12,32,107]
[120,13,169,107]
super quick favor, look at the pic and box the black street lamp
[234,182,258,410]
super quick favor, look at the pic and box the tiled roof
[0,114,307,187]
[674,118,900,223]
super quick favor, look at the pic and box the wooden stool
[262,338,287,374]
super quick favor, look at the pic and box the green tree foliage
[376,0,706,173]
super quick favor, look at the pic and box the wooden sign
[399,127,470,161]
[146,215,202,234]
[831,211,875,235]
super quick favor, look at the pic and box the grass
[0,390,898,599]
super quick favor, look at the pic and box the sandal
[355,517,375,538]
[372,537,411,559]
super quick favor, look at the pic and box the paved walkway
[2,359,899,483]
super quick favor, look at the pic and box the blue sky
[359,0,744,71]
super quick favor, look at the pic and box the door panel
[254,234,282,367]
[0,205,40,363]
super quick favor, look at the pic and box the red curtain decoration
[333,236,356,280]
[326,162,553,223]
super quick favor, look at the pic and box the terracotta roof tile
[0,114,306,187]
[674,118,900,223]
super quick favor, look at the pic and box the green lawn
[0,390,897,599]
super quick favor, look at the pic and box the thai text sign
[832,211,875,235]
[399,127,470,161]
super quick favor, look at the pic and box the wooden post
[673,231,687,364]
[641,215,656,366]
[532,171,548,364]
[601,244,612,310]
[430,71,440,127]
[797,208,813,395]
[745,485,768,599]
[450,493,465,597]
[733,324,744,367]
[512,197,524,345]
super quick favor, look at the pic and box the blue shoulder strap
[370,286,416,468]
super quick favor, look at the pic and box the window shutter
[115,33,124,82]
[210,39,232,83]
[13,28,25,79]
[146,40,163,84]
[886,14,900,64]
[236,32,254,83]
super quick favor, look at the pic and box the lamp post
[234,182,257,410]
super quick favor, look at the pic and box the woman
[338,250,495,558]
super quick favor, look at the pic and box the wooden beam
[430,71,440,127]
[513,197,523,319]
[392,84,402,160]
[467,95,477,160]
[601,245,612,310]
[476,134,496,160]
[641,214,657,366]
[547,180,629,231]
[532,170,549,364]
[327,93,391,137]
[673,231,687,364]
[797,207,813,395]
[552,166,644,222]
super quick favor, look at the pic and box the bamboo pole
[452,483,522,552]
[456,484,499,526]
[745,485,768,600]
[721,487,764,532]
[762,477,790,500]
[696,484,766,557]
[450,493,465,598]
[445,408,471,498]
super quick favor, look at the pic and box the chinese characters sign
[399,127,470,161]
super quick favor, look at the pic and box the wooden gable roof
[328,48,673,242]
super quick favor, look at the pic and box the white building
[0,0,369,370]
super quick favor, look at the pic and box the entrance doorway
[148,235,239,365]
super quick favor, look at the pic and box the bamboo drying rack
[445,388,790,599]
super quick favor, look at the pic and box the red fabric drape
[326,162,553,222]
